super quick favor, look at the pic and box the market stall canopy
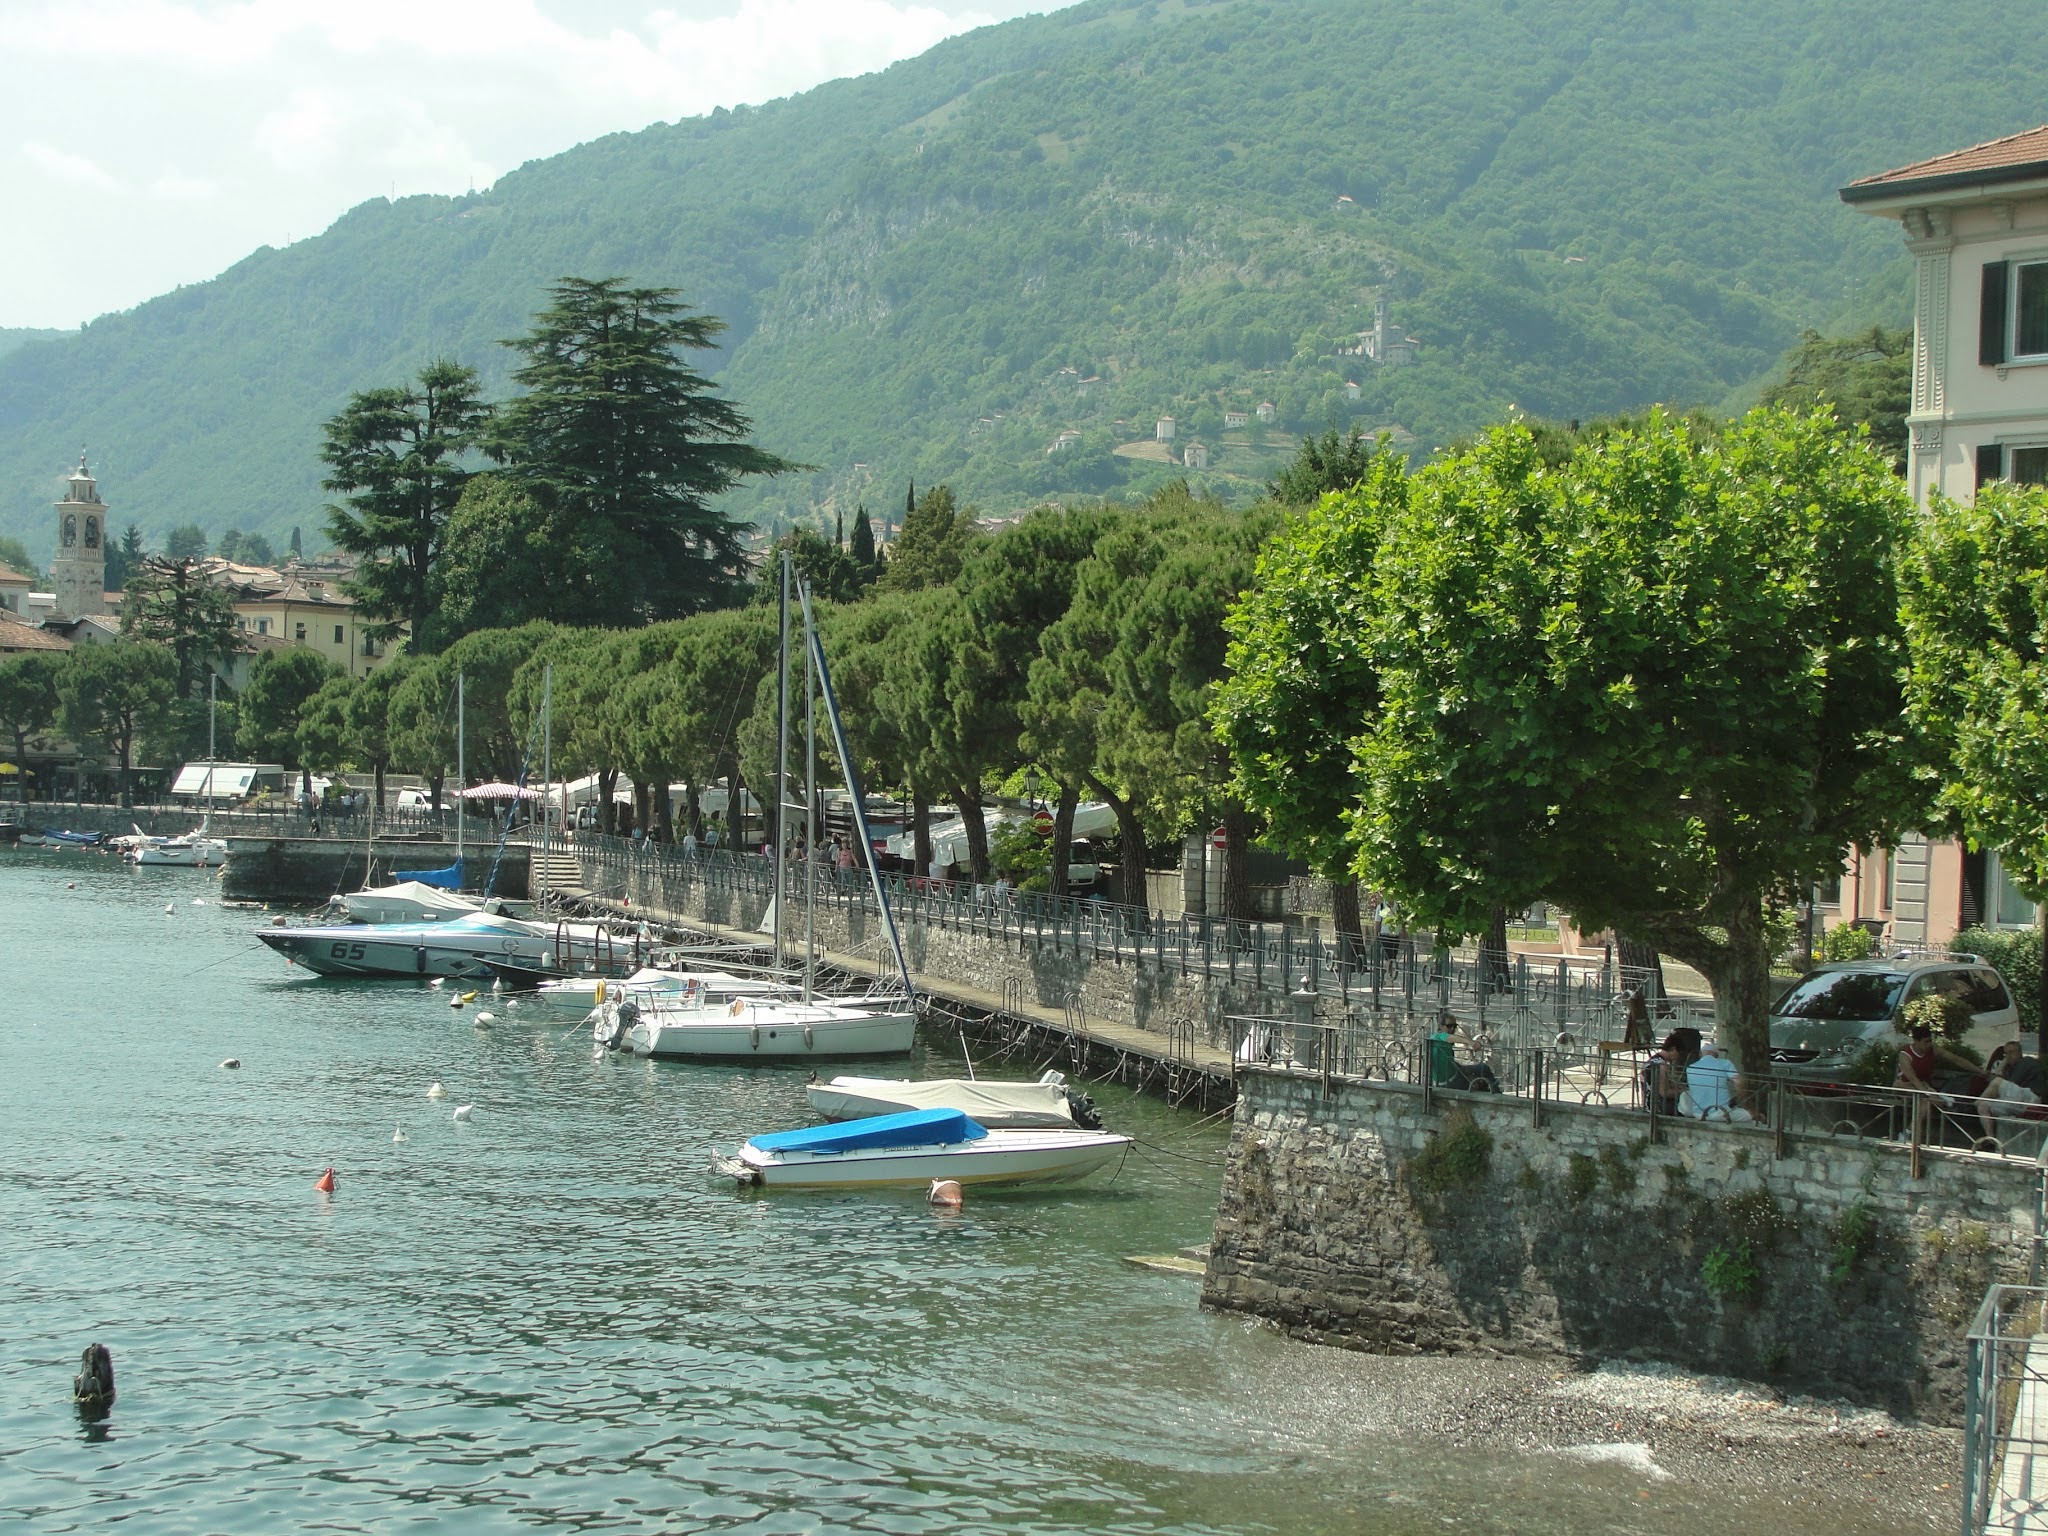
[459,782,544,801]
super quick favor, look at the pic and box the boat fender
[803,1024,814,1050]
[750,1024,760,1051]
[73,1344,115,1420]
[929,1180,964,1210]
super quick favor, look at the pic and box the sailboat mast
[803,579,817,1005]
[455,670,464,874]
[206,673,216,812]
[796,580,914,1000]
[539,662,552,909]
[774,551,791,971]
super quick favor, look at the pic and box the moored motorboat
[714,1106,1130,1189]
[805,1070,1100,1129]
[338,879,508,924]
[256,910,640,979]
[594,991,915,1058]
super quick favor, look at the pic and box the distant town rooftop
[1841,125,2048,204]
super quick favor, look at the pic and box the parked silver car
[1767,956,2024,1081]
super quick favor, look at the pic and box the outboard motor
[73,1343,115,1420]
[593,998,638,1050]
[1067,1091,1103,1130]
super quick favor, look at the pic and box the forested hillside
[1,0,2042,557]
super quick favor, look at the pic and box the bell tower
[51,450,108,621]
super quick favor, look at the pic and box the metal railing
[561,832,1713,1045]
[1965,1282,2048,1534]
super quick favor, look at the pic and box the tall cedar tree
[1761,326,1911,472]
[120,555,237,700]
[489,277,793,623]
[881,484,974,592]
[322,359,488,651]
[848,503,879,574]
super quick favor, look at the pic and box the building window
[334,624,344,645]
[2015,447,2048,486]
[1985,851,2040,929]
[257,618,269,635]
[1883,851,1895,911]
[1816,871,1842,907]
[295,622,307,641]
[2019,261,2048,360]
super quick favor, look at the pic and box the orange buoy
[929,1179,963,1210]
[315,1167,336,1193]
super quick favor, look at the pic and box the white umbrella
[460,782,544,802]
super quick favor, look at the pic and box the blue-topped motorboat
[715,1106,1130,1190]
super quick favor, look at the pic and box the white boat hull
[806,1075,1081,1129]
[731,1128,1130,1188]
[134,839,227,867]
[624,1000,915,1059]
[259,926,551,978]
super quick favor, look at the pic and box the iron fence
[1965,1282,2048,1535]
[561,832,1715,1047]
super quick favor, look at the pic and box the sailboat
[338,671,500,923]
[594,557,917,1061]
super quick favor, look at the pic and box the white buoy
[426,1082,447,1100]
[392,1127,408,1143]
[270,914,287,927]
[429,978,444,989]
[219,1058,241,1070]
[164,902,174,914]
[452,1105,474,1123]
[475,1011,495,1025]
[191,898,205,906]
[449,994,465,1009]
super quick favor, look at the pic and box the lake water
[0,848,1942,1533]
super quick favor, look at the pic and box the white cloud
[22,142,120,191]
[0,0,1054,328]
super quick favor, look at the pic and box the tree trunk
[1221,801,1254,922]
[1332,877,1365,965]
[373,758,386,811]
[1049,781,1079,897]
[428,769,444,815]
[1696,897,1775,1076]
[912,796,933,873]
[1482,905,1513,993]
[1089,777,1149,915]
[599,769,620,835]
[655,784,675,843]
[685,782,702,839]
[633,779,651,837]
[956,786,991,884]
[1616,930,1669,1013]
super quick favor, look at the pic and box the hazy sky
[2,0,1057,330]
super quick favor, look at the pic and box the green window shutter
[1982,261,2010,365]
[1977,443,2005,488]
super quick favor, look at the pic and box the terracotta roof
[0,613,73,652]
[0,565,29,585]
[1842,126,2048,203]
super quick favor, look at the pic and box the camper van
[170,762,286,803]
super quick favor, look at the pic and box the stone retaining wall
[1202,1071,2040,1422]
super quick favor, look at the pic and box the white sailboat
[592,557,918,1061]
[714,1107,1131,1190]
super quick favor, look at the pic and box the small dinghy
[713,1107,1130,1190]
[805,1070,1101,1130]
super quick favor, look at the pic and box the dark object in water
[73,1343,115,1420]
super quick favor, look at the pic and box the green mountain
[1,0,2041,560]
[0,328,70,362]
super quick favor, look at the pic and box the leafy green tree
[0,536,42,587]
[753,527,870,606]
[490,276,793,624]
[0,651,64,767]
[1215,445,1409,939]
[1902,482,2048,1027]
[165,524,208,561]
[58,642,175,806]
[848,504,879,576]
[322,358,489,650]
[435,623,562,782]
[103,525,145,592]
[1342,410,1919,1071]
[880,483,977,592]
[1269,425,1383,505]
[426,474,567,638]
[299,658,416,807]
[1762,326,1911,472]
[387,656,458,803]
[119,555,238,700]
[241,649,340,793]
[216,528,277,567]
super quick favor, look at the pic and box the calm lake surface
[0,848,1939,1534]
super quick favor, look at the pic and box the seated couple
[1644,1031,1750,1121]
[1896,1028,2045,1145]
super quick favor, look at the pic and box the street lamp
[1023,766,1040,812]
